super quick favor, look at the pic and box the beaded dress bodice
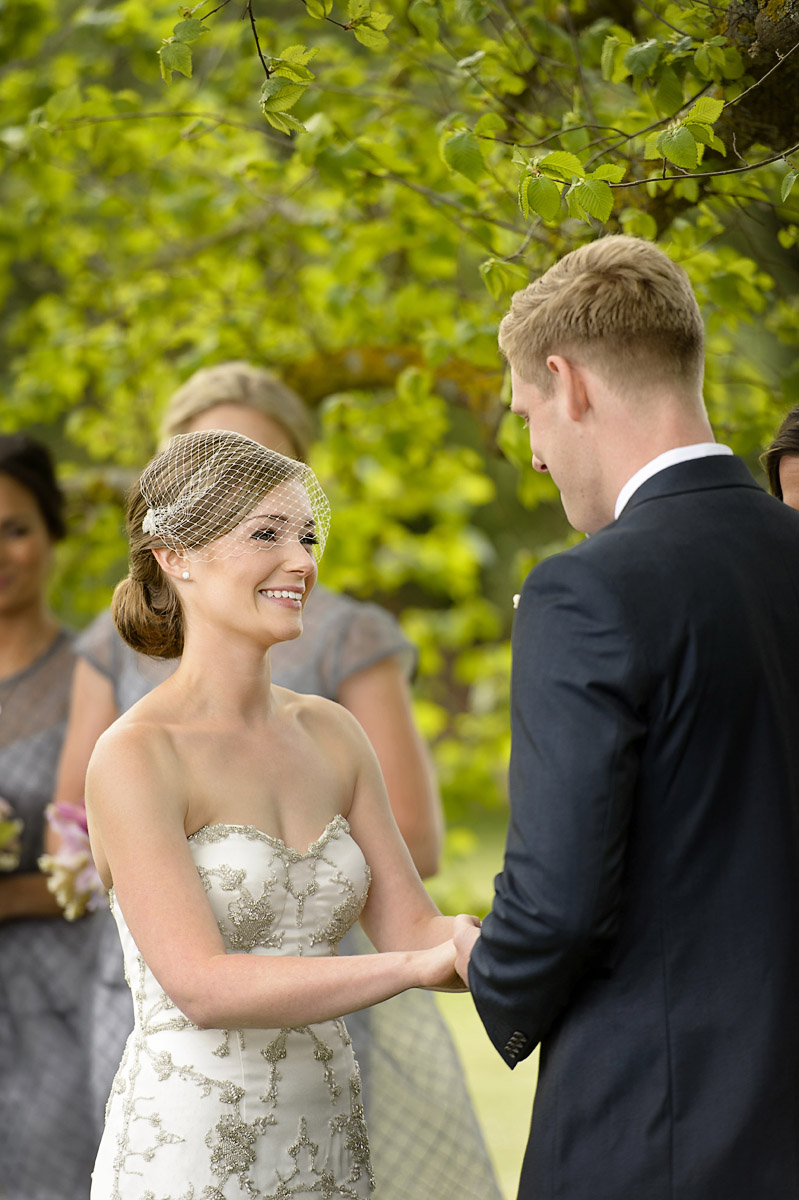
[91,815,374,1200]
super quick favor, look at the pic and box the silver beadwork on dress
[139,430,331,562]
[92,817,374,1198]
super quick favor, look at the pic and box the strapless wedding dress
[91,815,374,1199]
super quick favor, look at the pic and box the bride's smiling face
[178,478,320,647]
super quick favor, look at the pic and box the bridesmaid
[52,363,501,1198]
[0,434,98,1200]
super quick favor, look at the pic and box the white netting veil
[138,430,330,562]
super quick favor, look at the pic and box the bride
[87,430,474,1199]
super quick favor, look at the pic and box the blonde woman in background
[53,363,501,1199]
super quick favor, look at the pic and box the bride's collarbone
[176,738,353,834]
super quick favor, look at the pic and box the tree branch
[611,140,799,188]
[722,39,799,112]
[54,109,285,141]
[195,0,235,19]
[245,0,271,77]
[636,0,700,40]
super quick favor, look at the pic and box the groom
[454,236,799,1199]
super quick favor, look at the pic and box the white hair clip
[142,508,157,536]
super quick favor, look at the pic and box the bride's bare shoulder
[87,696,177,790]
[275,686,375,757]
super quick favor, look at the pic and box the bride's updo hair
[112,430,329,659]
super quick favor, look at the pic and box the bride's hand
[417,939,468,992]
[418,915,481,993]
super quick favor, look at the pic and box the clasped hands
[424,912,483,992]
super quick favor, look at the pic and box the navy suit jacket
[470,455,799,1199]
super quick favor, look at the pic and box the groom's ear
[545,355,590,423]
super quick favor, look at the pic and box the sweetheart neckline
[186,812,350,858]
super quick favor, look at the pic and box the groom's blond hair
[498,235,705,400]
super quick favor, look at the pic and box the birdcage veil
[138,430,330,562]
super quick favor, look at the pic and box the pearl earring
[181,570,190,580]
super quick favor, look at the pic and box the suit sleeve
[470,551,648,1066]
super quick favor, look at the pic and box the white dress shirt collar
[614,443,734,520]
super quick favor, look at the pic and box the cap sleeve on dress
[321,593,417,698]
[74,610,121,683]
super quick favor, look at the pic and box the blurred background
[3,0,799,1191]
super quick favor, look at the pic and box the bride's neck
[170,631,275,723]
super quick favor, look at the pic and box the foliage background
[2,0,798,906]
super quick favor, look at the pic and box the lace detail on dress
[187,813,352,858]
[93,822,374,1199]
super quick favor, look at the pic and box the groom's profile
[454,236,799,1199]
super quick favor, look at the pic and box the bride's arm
[336,706,467,955]
[85,721,462,1032]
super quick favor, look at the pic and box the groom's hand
[453,912,482,986]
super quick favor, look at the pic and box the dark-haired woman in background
[762,404,799,510]
[0,434,97,1199]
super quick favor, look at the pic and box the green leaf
[518,172,530,219]
[571,178,614,222]
[364,10,392,29]
[591,163,626,183]
[441,130,483,182]
[685,96,724,125]
[479,258,527,301]
[656,126,697,170]
[539,150,584,181]
[259,78,308,113]
[172,18,207,44]
[45,85,82,123]
[684,122,726,156]
[781,169,799,204]
[644,131,662,160]
[684,121,712,146]
[268,47,318,81]
[653,64,683,114]
[526,175,562,222]
[306,0,333,16]
[408,0,438,45]
[353,21,390,48]
[624,38,660,80]
[619,206,658,240]
[282,44,317,63]
[600,35,619,82]
[600,28,635,83]
[722,47,745,79]
[565,184,585,221]
[474,112,506,136]
[694,46,711,78]
[159,40,192,84]
[708,44,727,71]
[262,111,306,135]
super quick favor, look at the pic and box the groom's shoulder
[519,527,621,609]
[519,507,681,614]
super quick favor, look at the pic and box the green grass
[429,811,540,1200]
[436,992,537,1200]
